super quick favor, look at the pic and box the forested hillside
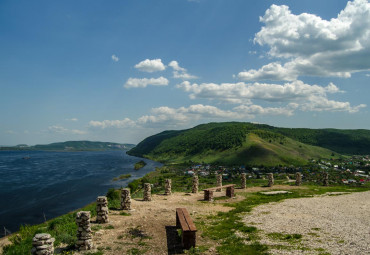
[127,122,370,165]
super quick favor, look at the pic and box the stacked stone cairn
[241,173,247,189]
[96,196,109,223]
[31,233,55,255]
[192,175,199,193]
[165,179,172,195]
[76,211,93,251]
[216,174,222,192]
[295,172,302,186]
[323,172,329,186]
[267,173,274,187]
[143,183,152,201]
[121,188,131,210]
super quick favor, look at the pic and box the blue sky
[1,0,369,145]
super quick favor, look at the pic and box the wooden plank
[176,208,190,231]
[182,208,197,232]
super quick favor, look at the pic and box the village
[183,155,370,185]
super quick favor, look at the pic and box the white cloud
[169,60,198,80]
[89,103,299,130]
[124,77,169,88]
[66,118,78,122]
[111,55,119,62]
[134,59,166,72]
[177,80,340,103]
[168,61,186,72]
[239,0,370,80]
[177,80,364,113]
[89,118,136,129]
[48,125,87,135]
[5,130,16,134]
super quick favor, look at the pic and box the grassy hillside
[128,122,349,166]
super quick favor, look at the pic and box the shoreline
[0,150,161,238]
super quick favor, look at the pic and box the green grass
[197,184,370,255]
[2,202,96,255]
[113,173,132,181]
[134,160,147,170]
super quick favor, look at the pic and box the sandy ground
[243,191,370,255]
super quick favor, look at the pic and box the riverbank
[0,150,161,237]
[2,164,370,254]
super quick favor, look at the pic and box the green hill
[128,122,370,165]
[1,141,135,151]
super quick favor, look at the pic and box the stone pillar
[192,175,199,193]
[31,233,55,255]
[267,173,274,187]
[216,174,222,192]
[76,211,93,251]
[121,188,131,210]
[165,179,172,195]
[295,172,302,186]
[143,183,152,201]
[96,196,109,223]
[226,186,235,198]
[204,189,214,201]
[323,172,329,186]
[241,173,246,189]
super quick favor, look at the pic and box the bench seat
[176,208,197,249]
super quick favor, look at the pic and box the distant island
[0,141,136,152]
[134,160,147,170]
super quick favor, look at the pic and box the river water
[0,150,161,237]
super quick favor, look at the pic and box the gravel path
[243,191,370,255]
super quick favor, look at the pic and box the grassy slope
[146,133,335,166]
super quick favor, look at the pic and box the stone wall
[31,233,55,255]
[76,211,93,251]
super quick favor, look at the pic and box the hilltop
[0,141,135,151]
[128,122,370,165]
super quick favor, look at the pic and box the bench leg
[182,231,196,249]
[226,186,234,198]
[204,190,214,201]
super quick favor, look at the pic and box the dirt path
[1,185,306,254]
[243,191,370,255]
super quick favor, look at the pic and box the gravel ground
[243,191,370,255]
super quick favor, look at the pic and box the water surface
[0,150,161,236]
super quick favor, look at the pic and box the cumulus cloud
[89,118,136,129]
[177,80,364,113]
[111,55,119,62]
[89,103,298,130]
[177,80,340,102]
[134,59,166,72]
[239,0,370,80]
[124,77,169,88]
[48,125,87,135]
[169,60,198,80]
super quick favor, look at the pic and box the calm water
[0,150,161,237]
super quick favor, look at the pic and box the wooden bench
[176,208,197,249]
[203,184,235,201]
